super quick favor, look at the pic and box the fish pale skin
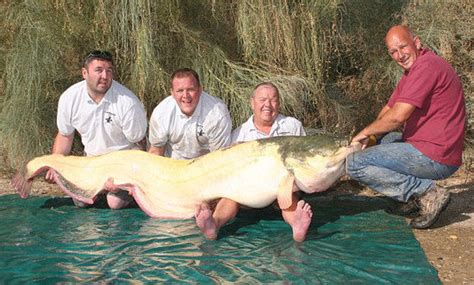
[11,135,361,219]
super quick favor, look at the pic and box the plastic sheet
[0,194,440,284]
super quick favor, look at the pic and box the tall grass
[401,0,473,146]
[0,0,472,169]
[1,1,75,168]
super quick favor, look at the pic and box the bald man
[347,25,466,229]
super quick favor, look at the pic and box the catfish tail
[10,170,33,198]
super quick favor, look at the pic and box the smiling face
[82,59,113,99]
[385,26,421,71]
[171,75,202,117]
[251,84,280,129]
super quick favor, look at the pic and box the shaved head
[385,25,421,71]
[385,25,415,44]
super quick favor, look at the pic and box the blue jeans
[346,132,459,202]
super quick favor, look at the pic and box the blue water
[0,194,439,284]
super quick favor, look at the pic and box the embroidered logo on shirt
[196,123,206,144]
[105,111,116,124]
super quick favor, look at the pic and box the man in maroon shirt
[346,25,466,229]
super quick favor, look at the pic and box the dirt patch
[1,155,472,284]
[412,174,474,285]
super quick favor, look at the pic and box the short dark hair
[252,82,280,98]
[83,50,113,68]
[170,68,201,86]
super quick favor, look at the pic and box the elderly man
[196,82,312,242]
[231,82,306,142]
[347,25,466,229]
[46,50,148,209]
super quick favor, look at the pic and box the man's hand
[133,137,147,151]
[148,145,165,156]
[45,169,57,184]
[351,132,370,150]
[46,132,74,183]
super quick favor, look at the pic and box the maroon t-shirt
[388,49,465,166]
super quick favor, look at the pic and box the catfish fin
[11,166,53,198]
[12,166,98,205]
[52,169,98,205]
[11,171,33,199]
[277,173,295,210]
[100,179,161,218]
[99,178,193,219]
[327,144,361,168]
[127,184,159,218]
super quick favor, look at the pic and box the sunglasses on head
[85,50,113,61]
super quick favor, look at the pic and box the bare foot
[195,203,218,240]
[291,200,313,242]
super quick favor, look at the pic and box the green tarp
[0,194,439,284]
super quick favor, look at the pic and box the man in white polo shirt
[196,82,313,242]
[45,50,147,209]
[148,68,234,239]
[148,68,232,158]
[231,82,306,142]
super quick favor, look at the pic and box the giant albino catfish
[12,135,360,218]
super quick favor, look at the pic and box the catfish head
[267,135,361,194]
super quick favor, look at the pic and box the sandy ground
[0,154,472,284]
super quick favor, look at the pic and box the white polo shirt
[231,114,306,143]
[149,91,232,160]
[57,80,147,156]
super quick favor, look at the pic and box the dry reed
[0,0,472,169]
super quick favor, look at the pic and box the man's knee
[346,150,374,181]
[345,152,358,178]
[107,191,133,209]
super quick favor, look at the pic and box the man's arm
[45,132,74,182]
[352,102,415,148]
[295,119,306,136]
[148,145,165,156]
[208,107,232,151]
[147,103,170,156]
[51,132,74,154]
[132,137,147,151]
[121,103,148,146]
[376,105,391,120]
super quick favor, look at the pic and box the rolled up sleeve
[57,95,75,136]
[148,107,169,147]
